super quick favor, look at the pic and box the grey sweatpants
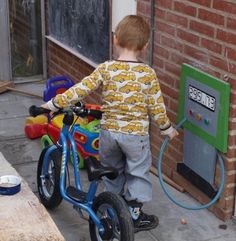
[99,129,152,203]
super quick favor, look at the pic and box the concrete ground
[0,82,236,241]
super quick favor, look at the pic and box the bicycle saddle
[85,156,118,181]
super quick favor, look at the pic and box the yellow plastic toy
[51,114,88,129]
[25,115,48,125]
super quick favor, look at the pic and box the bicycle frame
[41,120,106,233]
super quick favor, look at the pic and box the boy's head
[114,15,150,51]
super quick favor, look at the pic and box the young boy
[42,15,178,232]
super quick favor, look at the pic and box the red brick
[156,20,176,36]
[227,148,236,158]
[188,0,212,7]
[228,135,236,146]
[168,146,183,163]
[166,12,188,28]
[209,56,229,72]
[145,2,151,16]
[217,29,236,45]
[184,45,208,62]
[198,8,225,25]
[154,32,161,44]
[154,44,170,59]
[157,70,178,87]
[222,185,235,197]
[229,121,236,130]
[171,53,189,65]
[153,56,164,69]
[225,172,236,184]
[230,106,236,118]
[169,137,183,151]
[174,1,197,16]
[155,7,166,19]
[177,28,200,45]
[169,99,179,114]
[227,76,236,89]
[224,198,235,210]
[165,62,181,77]
[224,159,236,170]
[227,17,236,30]
[156,0,173,9]
[161,83,179,100]
[190,20,215,37]
[201,38,222,54]
[211,206,234,221]
[229,63,236,75]
[213,0,236,14]
[230,92,236,104]
[161,161,174,177]
[161,35,184,52]
[137,1,146,14]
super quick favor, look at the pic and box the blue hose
[157,118,225,210]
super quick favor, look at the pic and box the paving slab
[0,138,41,164]
[0,152,65,241]
[0,82,236,241]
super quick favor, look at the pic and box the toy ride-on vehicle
[25,103,101,169]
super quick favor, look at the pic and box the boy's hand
[167,128,178,140]
[40,103,55,117]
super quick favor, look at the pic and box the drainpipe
[149,0,155,67]
[233,195,236,220]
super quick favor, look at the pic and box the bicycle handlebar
[29,105,51,117]
[29,103,102,120]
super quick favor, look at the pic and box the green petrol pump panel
[177,64,230,153]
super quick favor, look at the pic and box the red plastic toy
[25,76,101,169]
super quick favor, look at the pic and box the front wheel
[37,147,62,209]
[89,192,134,241]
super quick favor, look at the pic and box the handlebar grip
[87,109,102,119]
[29,105,51,117]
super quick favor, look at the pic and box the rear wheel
[89,192,134,241]
[37,147,62,209]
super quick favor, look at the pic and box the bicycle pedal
[66,186,87,203]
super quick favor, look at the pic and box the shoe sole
[134,219,159,233]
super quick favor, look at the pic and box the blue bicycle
[29,103,134,241]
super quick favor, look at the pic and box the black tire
[89,192,134,241]
[37,147,62,209]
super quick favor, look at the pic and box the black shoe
[133,211,159,233]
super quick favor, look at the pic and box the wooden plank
[6,87,42,98]
[150,166,185,193]
[0,152,65,241]
[0,81,14,93]
[0,80,42,98]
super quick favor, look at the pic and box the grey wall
[0,0,11,81]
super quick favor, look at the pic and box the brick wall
[137,0,236,220]
[47,40,102,104]
[46,0,236,220]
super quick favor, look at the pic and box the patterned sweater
[47,60,173,136]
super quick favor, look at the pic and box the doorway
[8,0,43,82]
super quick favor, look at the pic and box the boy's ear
[113,34,119,46]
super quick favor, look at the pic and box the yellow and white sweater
[47,60,173,136]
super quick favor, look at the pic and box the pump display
[177,64,230,152]
[158,63,230,210]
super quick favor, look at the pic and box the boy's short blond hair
[115,15,150,51]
